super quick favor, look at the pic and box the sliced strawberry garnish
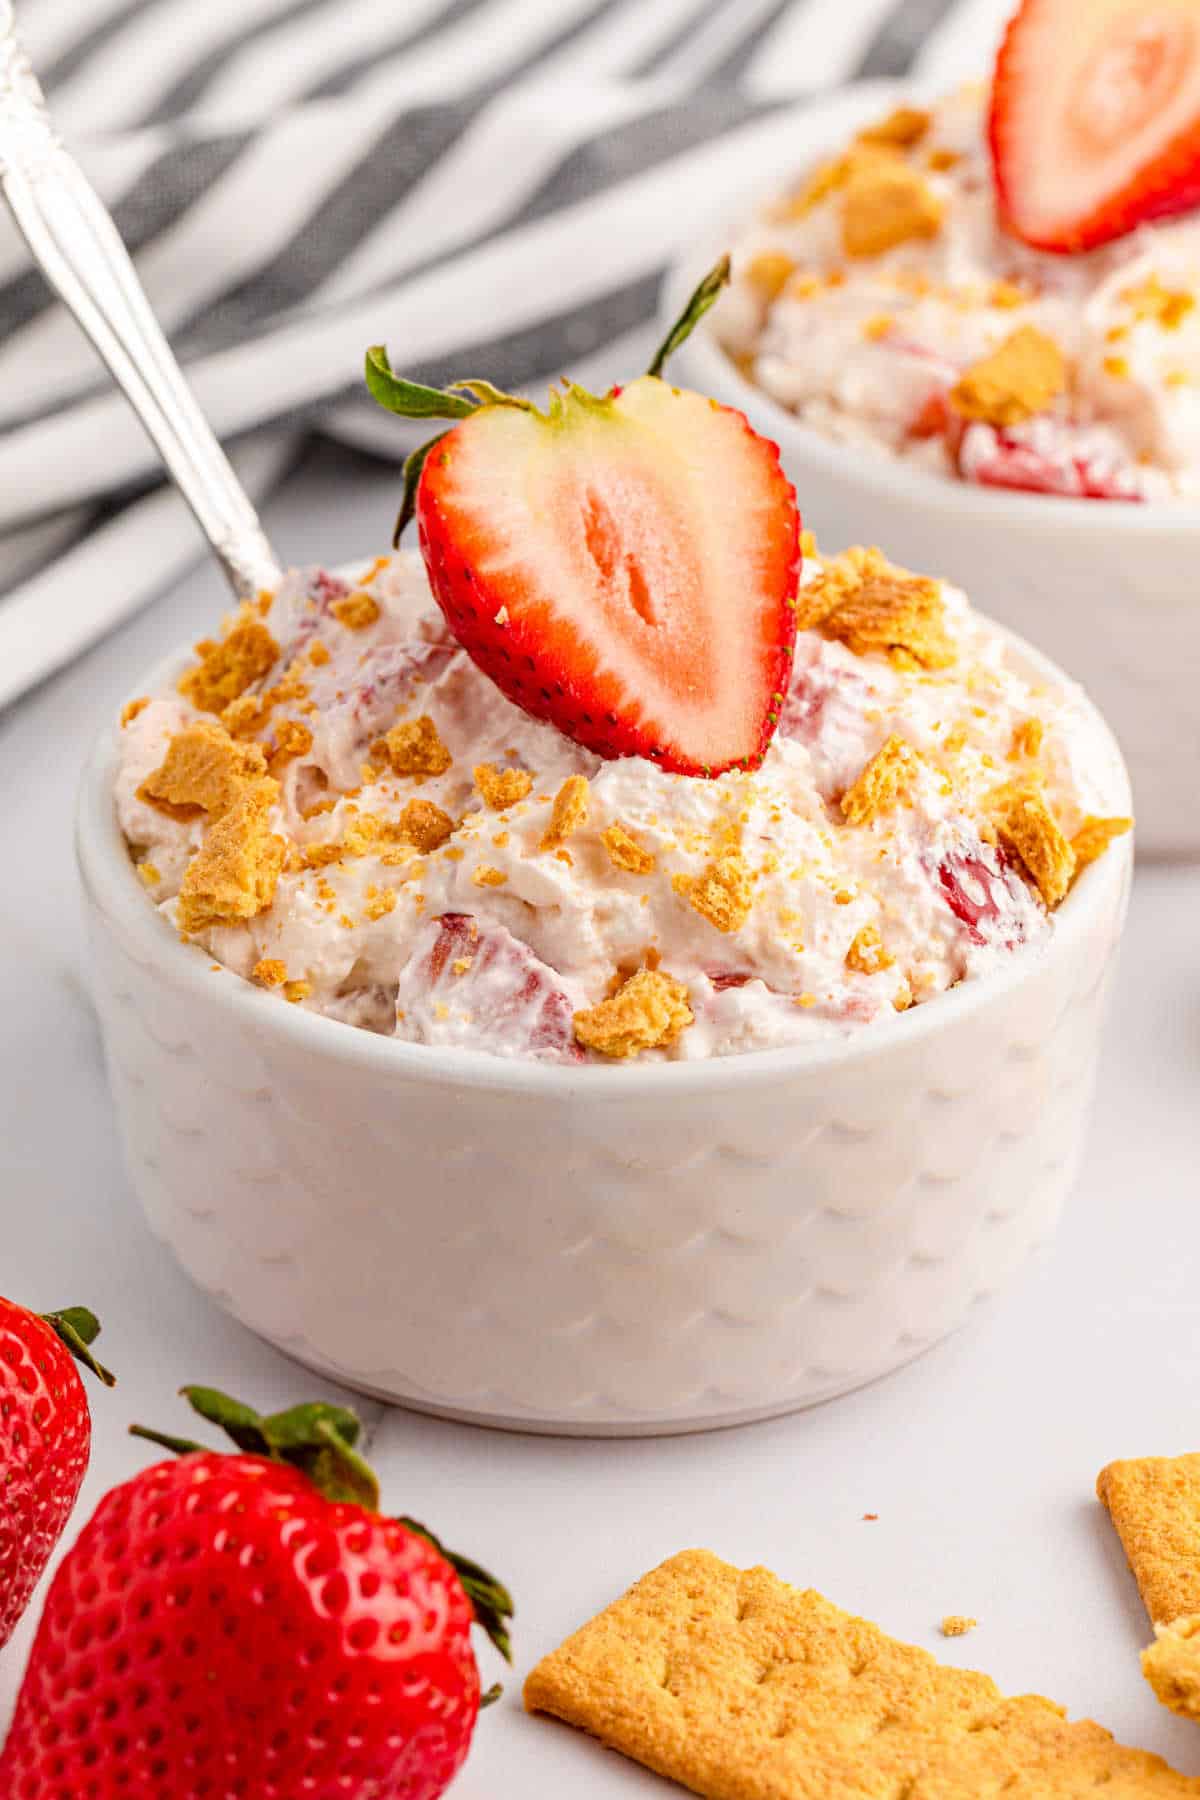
[395,913,583,1062]
[364,262,801,777]
[990,0,1200,251]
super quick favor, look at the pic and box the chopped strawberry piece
[990,0,1200,251]
[929,834,1034,951]
[347,639,457,735]
[395,914,583,1062]
[311,569,351,607]
[959,420,1143,501]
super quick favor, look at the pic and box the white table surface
[4,443,1200,1791]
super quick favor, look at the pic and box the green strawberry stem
[42,1307,116,1387]
[363,254,732,543]
[129,1387,513,1663]
[645,253,731,379]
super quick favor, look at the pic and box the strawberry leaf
[394,431,451,545]
[42,1307,116,1387]
[181,1386,272,1455]
[364,347,479,422]
[645,254,731,380]
[398,1514,513,1663]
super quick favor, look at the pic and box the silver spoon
[0,2,283,602]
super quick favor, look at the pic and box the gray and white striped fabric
[1,0,1015,702]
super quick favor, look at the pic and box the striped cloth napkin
[0,0,1014,706]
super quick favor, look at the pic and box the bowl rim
[661,78,1200,540]
[77,569,1133,1102]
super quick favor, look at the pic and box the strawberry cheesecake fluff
[716,1,1200,503]
[114,540,1129,1064]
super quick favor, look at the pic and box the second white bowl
[664,83,1199,860]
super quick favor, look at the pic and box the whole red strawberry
[364,257,801,778]
[0,1298,114,1648]
[0,1387,511,1800]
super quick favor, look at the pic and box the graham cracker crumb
[308,640,331,667]
[541,775,590,850]
[841,736,923,825]
[525,1549,1198,1798]
[268,717,314,776]
[220,691,272,739]
[1009,717,1045,760]
[377,715,452,779]
[178,607,279,714]
[950,326,1067,427]
[797,546,954,669]
[472,864,508,887]
[176,780,285,934]
[989,777,1075,907]
[602,822,656,875]
[138,721,268,822]
[1144,1617,1200,1722]
[331,590,380,631]
[842,155,942,258]
[745,250,795,302]
[856,104,931,148]
[120,696,150,727]
[283,979,311,1004]
[673,852,753,934]
[941,1615,977,1638]
[363,888,397,922]
[1072,815,1133,872]
[397,798,454,853]
[929,145,964,171]
[475,762,534,810]
[846,922,894,975]
[137,862,161,888]
[1122,275,1195,332]
[252,958,287,989]
[1098,1455,1200,1627]
[574,968,692,1059]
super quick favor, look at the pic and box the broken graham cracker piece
[138,722,269,822]
[376,714,452,779]
[474,762,534,810]
[330,589,380,631]
[602,821,656,876]
[989,778,1075,908]
[1144,1618,1200,1723]
[950,326,1067,428]
[856,104,931,149]
[574,969,692,1059]
[845,923,894,976]
[1098,1455,1200,1628]
[525,1550,1200,1799]
[176,780,285,935]
[796,546,955,670]
[540,775,589,851]
[841,736,923,826]
[841,154,942,258]
[672,852,753,934]
[178,606,279,713]
[1072,814,1133,872]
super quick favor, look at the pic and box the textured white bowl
[79,618,1132,1437]
[663,81,1200,860]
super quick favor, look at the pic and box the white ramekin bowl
[79,619,1132,1438]
[663,81,1199,860]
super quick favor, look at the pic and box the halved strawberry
[364,261,801,777]
[990,0,1200,251]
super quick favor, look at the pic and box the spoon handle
[0,5,283,601]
